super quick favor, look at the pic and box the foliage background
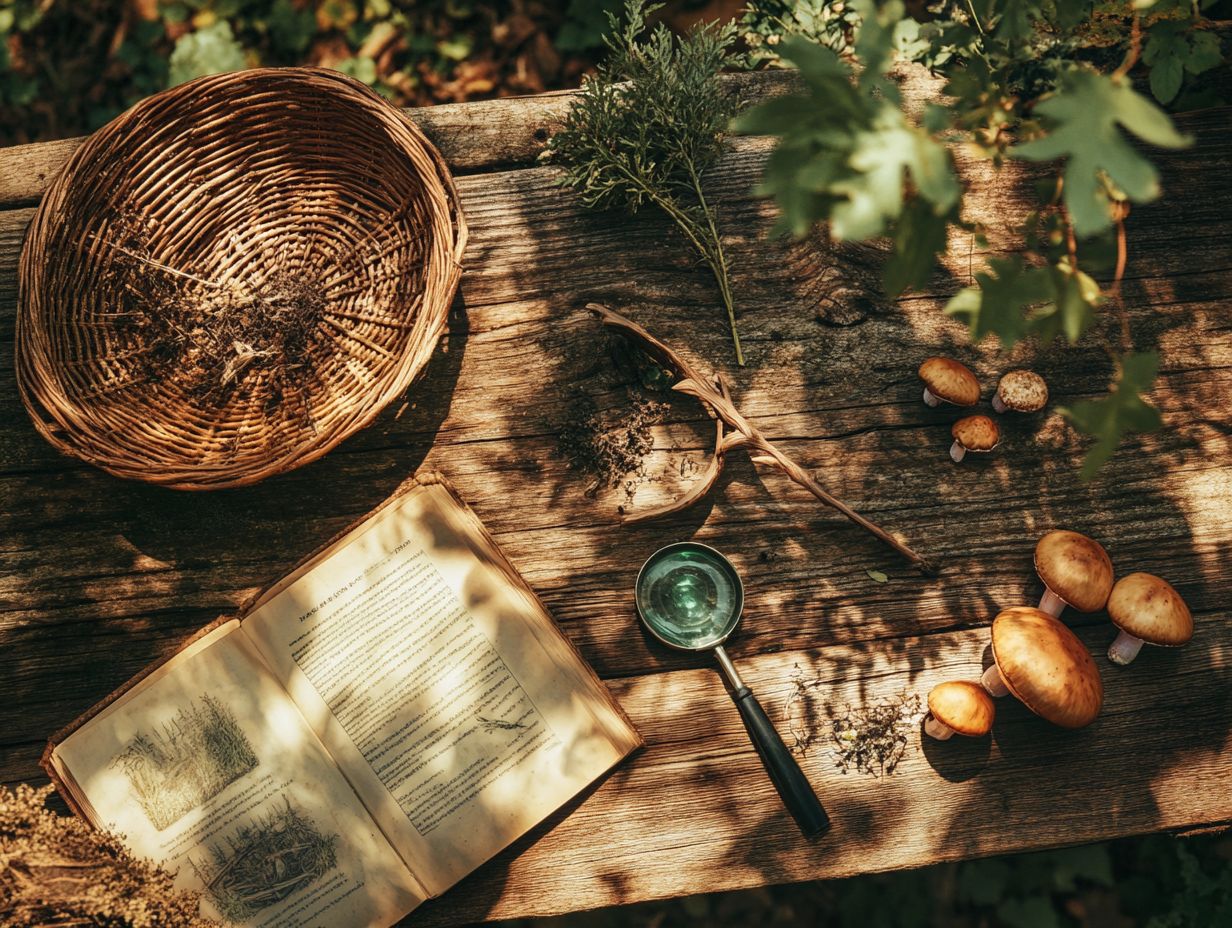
[2,2,1230,926]
[0,0,633,145]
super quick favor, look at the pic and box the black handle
[732,685,830,837]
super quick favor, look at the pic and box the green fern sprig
[549,1,745,365]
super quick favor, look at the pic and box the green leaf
[334,56,377,86]
[1014,70,1192,236]
[1060,351,1163,479]
[833,108,959,240]
[865,569,888,583]
[994,0,1037,43]
[884,197,950,297]
[1027,262,1101,345]
[1185,31,1224,75]
[1150,55,1184,105]
[850,0,903,87]
[943,257,1052,348]
[436,34,473,61]
[1145,22,1191,104]
[267,0,316,56]
[169,21,248,87]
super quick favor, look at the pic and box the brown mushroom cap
[1108,572,1193,646]
[991,606,1103,728]
[1034,530,1114,613]
[919,357,980,406]
[952,414,1000,451]
[927,681,995,736]
[996,370,1049,412]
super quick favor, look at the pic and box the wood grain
[409,619,1232,925]
[0,70,1229,924]
[0,70,804,209]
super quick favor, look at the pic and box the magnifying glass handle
[731,685,831,837]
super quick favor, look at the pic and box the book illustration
[476,714,529,733]
[111,693,258,830]
[191,797,339,923]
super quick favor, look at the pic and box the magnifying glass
[635,542,830,836]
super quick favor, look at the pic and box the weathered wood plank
[0,609,1226,924]
[0,118,1227,698]
[0,68,1228,924]
[404,618,1232,925]
[0,70,804,209]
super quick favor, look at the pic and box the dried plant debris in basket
[98,218,325,410]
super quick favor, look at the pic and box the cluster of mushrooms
[923,529,1194,741]
[918,357,1048,462]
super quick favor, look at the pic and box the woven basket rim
[16,66,468,490]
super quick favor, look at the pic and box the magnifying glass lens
[637,548,741,649]
[651,564,717,623]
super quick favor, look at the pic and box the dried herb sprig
[549,1,745,365]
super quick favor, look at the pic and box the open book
[43,472,641,928]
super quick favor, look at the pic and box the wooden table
[1,70,1229,925]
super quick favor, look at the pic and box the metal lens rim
[634,541,745,652]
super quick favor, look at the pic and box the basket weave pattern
[17,68,467,490]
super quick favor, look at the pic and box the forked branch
[587,303,935,574]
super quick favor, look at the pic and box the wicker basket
[17,67,467,490]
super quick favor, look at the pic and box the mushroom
[1106,572,1193,665]
[1034,529,1114,618]
[924,681,995,740]
[950,415,1000,462]
[919,357,980,408]
[992,370,1049,414]
[980,606,1103,729]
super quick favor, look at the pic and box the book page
[51,623,425,928]
[241,480,640,895]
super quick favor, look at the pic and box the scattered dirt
[556,393,669,495]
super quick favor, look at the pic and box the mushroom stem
[981,664,1010,697]
[1108,630,1145,665]
[923,714,955,740]
[923,387,941,407]
[949,441,966,463]
[991,393,1008,414]
[1038,588,1066,618]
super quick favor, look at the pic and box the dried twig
[587,303,935,574]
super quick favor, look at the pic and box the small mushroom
[1106,572,1193,665]
[919,357,980,408]
[980,606,1103,729]
[950,415,1000,462]
[924,681,995,740]
[992,370,1049,414]
[1034,529,1114,618]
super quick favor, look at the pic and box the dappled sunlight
[2,48,1228,928]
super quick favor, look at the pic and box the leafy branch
[549,1,746,364]
[737,0,1222,476]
